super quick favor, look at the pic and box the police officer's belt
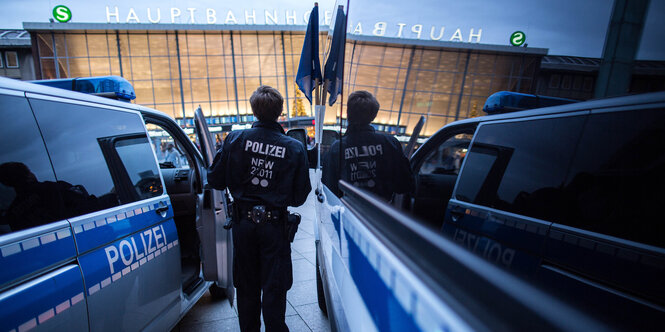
[237,205,285,223]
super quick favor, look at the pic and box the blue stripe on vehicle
[78,219,179,296]
[0,265,85,332]
[345,228,420,332]
[331,211,341,239]
[0,227,76,288]
[323,185,342,241]
[73,200,172,254]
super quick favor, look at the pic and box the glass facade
[34,28,541,137]
[342,41,541,135]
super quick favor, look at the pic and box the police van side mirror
[286,128,317,169]
[286,128,308,148]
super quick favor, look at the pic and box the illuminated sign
[104,6,484,43]
[510,31,525,46]
[53,5,72,23]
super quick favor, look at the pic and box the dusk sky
[4,0,664,59]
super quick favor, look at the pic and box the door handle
[155,206,169,215]
[449,207,465,222]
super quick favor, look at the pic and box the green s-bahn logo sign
[53,5,72,23]
[510,31,525,46]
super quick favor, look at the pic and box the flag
[323,6,347,106]
[295,3,322,104]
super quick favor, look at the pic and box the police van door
[193,107,234,300]
[26,96,181,331]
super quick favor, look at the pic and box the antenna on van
[404,116,425,158]
[337,1,350,188]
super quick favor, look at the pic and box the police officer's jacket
[322,124,414,200]
[207,121,311,209]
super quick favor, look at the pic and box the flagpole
[338,2,349,193]
[315,78,321,105]
[321,79,329,106]
[315,78,329,174]
[314,2,320,107]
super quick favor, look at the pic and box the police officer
[322,90,413,200]
[208,86,311,332]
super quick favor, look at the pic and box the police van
[314,91,665,331]
[0,76,233,331]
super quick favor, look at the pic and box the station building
[18,23,665,137]
[0,30,35,80]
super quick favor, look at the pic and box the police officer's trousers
[233,215,293,332]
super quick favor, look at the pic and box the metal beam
[595,0,650,97]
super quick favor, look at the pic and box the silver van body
[0,77,232,332]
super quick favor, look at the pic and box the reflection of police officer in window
[322,91,414,200]
[164,143,182,167]
[0,162,95,233]
[207,86,311,332]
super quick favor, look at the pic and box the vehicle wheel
[316,247,328,316]
[209,284,226,300]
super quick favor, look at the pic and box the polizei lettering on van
[104,225,169,274]
[244,139,286,158]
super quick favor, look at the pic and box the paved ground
[173,172,330,332]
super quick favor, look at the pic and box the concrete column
[595,0,650,98]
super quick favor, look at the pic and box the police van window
[455,115,586,222]
[29,99,147,216]
[563,108,665,248]
[115,136,164,200]
[420,133,473,175]
[0,95,65,234]
[146,123,188,169]
[453,144,500,204]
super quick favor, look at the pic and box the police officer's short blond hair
[250,86,283,122]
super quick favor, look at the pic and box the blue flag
[323,6,347,106]
[295,4,322,104]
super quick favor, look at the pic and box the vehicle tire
[316,246,328,316]
[209,284,226,300]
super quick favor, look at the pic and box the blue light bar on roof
[483,91,577,115]
[32,76,136,102]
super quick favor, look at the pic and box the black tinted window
[115,137,163,200]
[563,108,665,247]
[456,115,586,221]
[0,95,64,233]
[30,99,146,215]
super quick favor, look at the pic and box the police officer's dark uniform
[208,86,311,332]
[322,91,413,200]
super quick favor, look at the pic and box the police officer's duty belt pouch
[287,213,301,243]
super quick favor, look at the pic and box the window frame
[4,51,18,69]
[555,104,665,248]
[143,114,205,194]
[98,133,164,204]
[451,111,590,220]
[0,92,64,235]
[27,95,152,215]
[410,122,478,172]
[417,132,474,176]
